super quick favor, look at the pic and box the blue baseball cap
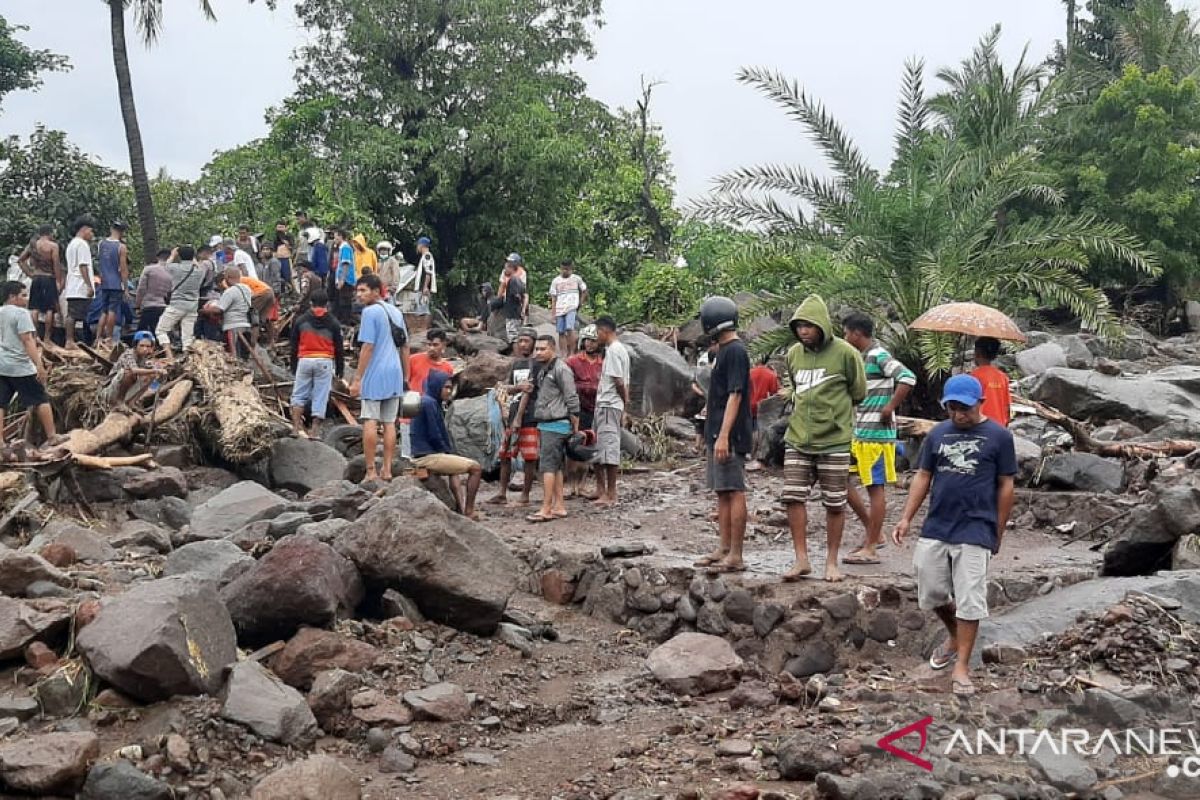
[417,236,431,246]
[941,374,984,407]
[132,331,156,344]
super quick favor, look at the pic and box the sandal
[713,562,747,574]
[929,644,957,671]
[951,680,976,696]
[782,565,813,583]
[693,555,724,567]
[525,513,553,524]
[842,552,881,565]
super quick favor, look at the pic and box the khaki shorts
[913,538,991,621]
[594,407,623,466]
[413,453,478,476]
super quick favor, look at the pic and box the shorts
[414,293,431,316]
[781,448,851,509]
[499,427,540,462]
[396,291,419,314]
[505,318,521,343]
[361,397,400,424]
[66,298,91,322]
[290,358,335,418]
[539,429,569,474]
[100,288,124,313]
[556,310,578,334]
[706,449,746,493]
[851,441,898,487]
[594,406,623,466]
[913,538,991,621]
[0,374,47,408]
[413,453,478,476]
[29,276,59,313]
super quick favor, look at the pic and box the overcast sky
[3,0,1066,202]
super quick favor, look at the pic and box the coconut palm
[1112,0,1200,76]
[692,34,1157,376]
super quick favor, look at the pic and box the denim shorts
[556,310,578,334]
[290,358,335,418]
[101,288,125,313]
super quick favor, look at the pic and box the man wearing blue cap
[892,374,1017,696]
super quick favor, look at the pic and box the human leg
[464,462,482,518]
[380,402,399,480]
[290,360,315,437]
[34,402,56,441]
[361,419,380,481]
[815,452,851,582]
[947,544,991,690]
[781,449,816,580]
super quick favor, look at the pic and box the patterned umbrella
[909,302,1027,343]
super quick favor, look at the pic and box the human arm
[351,343,372,398]
[288,319,301,373]
[561,365,580,431]
[333,321,346,379]
[995,476,1015,554]
[135,271,148,310]
[715,392,741,463]
[53,244,63,288]
[16,246,34,278]
[879,354,916,424]
[20,332,46,385]
[891,469,933,546]
[400,345,411,392]
[847,348,867,404]
[119,243,129,288]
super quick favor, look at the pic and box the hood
[351,234,370,252]
[423,367,451,399]
[790,294,833,346]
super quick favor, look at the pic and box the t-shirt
[0,304,37,377]
[357,303,405,400]
[917,419,1018,550]
[749,364,781,418]
[597,338,631,411]
[855,344,917,441]
[973,364,1012,427]
[567,353,604,415]
[97,238,125,290]
[418,251,437,294]
[217,284,253,331]
[507,357,540,427]
[311,241,330,278]
[705,338,753,454]
[165,260,206,310]
[549,274,587,316]
[227,249,257,280]
[504,276,526,321]
[64,237,94,300]
[407,352,454,395]
[337,242,357,286]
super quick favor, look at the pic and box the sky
[2,0,1066,203]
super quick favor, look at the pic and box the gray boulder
[1038,452,1125,494]
[26,521,117,563]
[189,481,287,540]
[335,485,520,635]
[1027,747,1097,793]
[163,540,254,587]
[0,549,71,596]
[76,575,238,702]
[121,467,189,499]
[130,496,192,531]
[296,518,350,543]
[111,520,173,553]
[0,731,99,795]
[1104,485,1200,575]
[1016,342,1067,376]
[221,661,320,746]
[250,754,360,800]
[456,350,510,398]
[269,439,348,496]
[1029,366,1200,436]
[645,632,743,695]
[0,596,71,661]
[81,760,172,800]
[621,332,695,415]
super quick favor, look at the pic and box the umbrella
[909,302,1027,343]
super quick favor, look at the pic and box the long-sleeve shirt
[533,358,580,422]
[410,370,454,457]
[290,307,345,377]
[135,263,173,309]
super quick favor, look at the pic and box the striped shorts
[781,448,852,509]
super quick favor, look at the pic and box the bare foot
[592,498,614,508]
[380,473,394,482]
[824,564,844,583]
[362,473,379,484]
[506,499,530,508]
[485,494,508,506]
[782,561,813,582]
[694,551,728,567]
[714,559,746,573]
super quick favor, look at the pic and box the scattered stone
[162,539,254,586]
[269,627,379,690]
[378,746,416,774]
[221,661,321,746]
[1028,748,1098,793]
[295,517,350,544]
[0,731,99,794]
[81,759,172,800]
[729,681,775,710]
[111,520,173,554]
[646,633,743,695]
[122,467,189,499]
[0,596,71,660]
[752,603,786,637]
[250,754,361,800]
[716,739,755,757]
[350,691,412,726]
[33,664,88,717]
[379,589,425,623]
[776,735,845,780]
[27,521,117,563]
[38,543,75,567]
[129,497,192,532]
[600,542,651,558]
[1039,453,1125,494]
[1082,688,1148,727]
[784,641,837,678]
[820,593,858,620]
[675,594,698,623]
[723,590,756,625]
[982,643,1029,665]
[189,481,288,540]
[267,511,314,539]
[403,682,471,722]
[0,550,71,596]
[365,727,389,754]
[306,668,362,730]
[0,694,38,721]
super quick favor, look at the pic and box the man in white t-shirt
[222,239,257,280]
[63,217,96,348]
[593,315,630,506]
[549,259,588,356]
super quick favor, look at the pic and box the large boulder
[221,661,321,746]
[403,682,471,721]
[0,731,98,795]
[1103,485,1200,576]
[130,497,192,531]
[335,485,520,635]
[250,754,361,800]
[445,394,501,472]
[1028,366,1200,436]
[121,467,189,499]
[621,332,695,416]
[457,351,511,398]
[1016,342,1068,376]
[188,481,288,540]
[646,632,743,695]
[268,439,348,496]
[0,549,71,596]
[752,393,790,466]
[76,575,238,702]
[221,534,363,646]
[81,760,172,800]
[1038,452,1125,494]
[0,596,71,661]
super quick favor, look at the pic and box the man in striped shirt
[842,312,916,565]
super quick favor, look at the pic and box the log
[72,453,156,470]
[62,380,194,457]
[187,342,281,463]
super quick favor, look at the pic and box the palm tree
[692,32,1157,376]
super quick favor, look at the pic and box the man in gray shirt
[209,267,253,359]
[0,281,54,444]
[155,245,207,359]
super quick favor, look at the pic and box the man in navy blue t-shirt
[892,374,1016,696]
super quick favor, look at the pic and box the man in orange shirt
[407,328,455,393]
[237,275,279,348]
[972,337,1011,427]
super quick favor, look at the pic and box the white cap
[208,235,223,248]
[377,240,393,251]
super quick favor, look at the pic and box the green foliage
[624,261,701,326]
[0,14,68,112]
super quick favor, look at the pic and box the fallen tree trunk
[187,341,282,463]
[62,380,193,457]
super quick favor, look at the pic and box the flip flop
[713,562,747,574]
[551,511,569,519]
[525,513,553,524]
[952,680,976,696]
[693,555,723,567]
[842,553,881,565]
[929,645,957,671]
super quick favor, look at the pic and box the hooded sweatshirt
[784,295,867,453]
[410,369,454,457]
[352,234,378,275]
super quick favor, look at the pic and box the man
[972,337,1011,427]
[0,281,55,444]
[307,226,329,282]
[238,274,279,347]
[209,267,253,358]
[407,328,455,394]
[135,248,172,336]
[566,324,604,497]
[593,315,630,507]
[333,229,357,324]
[273,219,295,290]
[502,261,528,344]
[410,369,484,520]
[257,244,283,300]
[414,236,437,331]
[842,312,916,565]
[155,245,206,359]
[18,225,62,344]
[377,241,402,298]
[63,217,97,348]
[236,225,258,258]
[350,273,409,483]
[294,259,317,312]
[526,335,579,523]
[105,331,166,407]
[222,239,257,280]
[781,295,867,583]
[488,328,541,507]
[549,260,588,355]
[96,221,129,346]
[289,289,343,439]
[498,252,527,301]
[892,375,1017,696]
[295,212,312,263]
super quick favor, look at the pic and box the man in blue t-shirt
[892,374,1016,697]
[350,274,409,483]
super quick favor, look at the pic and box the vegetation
[0,13,67,111]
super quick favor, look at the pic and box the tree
[0,14,68,112]
[693,36,1156,376]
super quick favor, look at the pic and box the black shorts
[706,449,747,493]
[66,298,91,322]
[29,276,58,313]
[0,374,47,409]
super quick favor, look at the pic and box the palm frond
[687,191,808,233]
[894,58,930,168]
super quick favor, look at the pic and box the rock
[752,603,786,637]
[729,680,776,710]
[866,611,899,642]
[1029,366,1200,437]
[456,351,511,397]
[76,575,238,702]
[189,481,288,540]
[0,550,70,598]
[379,589,426,623]
[250,754,361,800]
[1016,342,1068,376]
[1013,435,1043,481]
[1082,688,1147,727]
[26,521,117,563]
[269,439,348,495]
[776,735,845,780]
[38,543,75,567]
[129,496,192,532]
[1028,748,1098,793]
[785,641,837,678]
[675,594,698,623]
[445,395,500,471]
[0,695,38,721]
[335,485,520,635]
[306,668,362,729]
[267,511,314,539]
[621,332,695,415]
[403,682,471,722]
[122,467,189,499]
[0,731,99,794]
[981,643,1029,665]
[634,612,678,643]
[350,693,412,726]
[80,760,172,800]
[294,517,350,543]
[1103,485,1200,575]
[1039,453,1125,494]
[33,665,88,717]
[221,661,321,746]
[269,628,379,690]
[646,632,743,695]
[723,590,756,625]
[222,534,363,646]
[163,539,254,586]
[821,592,859,620]
[0,596,71,660]
[378,746,416,774]
[111,520,173,554]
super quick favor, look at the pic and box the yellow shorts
[850,441,897,487]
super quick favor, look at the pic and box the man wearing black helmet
[693,296,753,573]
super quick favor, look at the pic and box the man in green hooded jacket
[781,295,867,582]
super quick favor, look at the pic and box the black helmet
[699,296,738,336]
[566,431,597,463]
